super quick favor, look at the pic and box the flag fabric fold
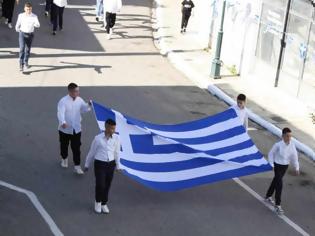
[92,101,272,191]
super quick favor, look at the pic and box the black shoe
[45,11,49,17]
[180,29,184,33]
[183,28,186,33]
[96,17,99,22]
[52,31,56,35]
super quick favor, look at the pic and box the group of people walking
[57,83,121,214]
[1,0,122,72]
[94,0,122,40]
[56,84,300,215]
[2,0,301,217]
[230,94,300,215]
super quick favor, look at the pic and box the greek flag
[92,101,272,191]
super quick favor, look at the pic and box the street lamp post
[210,0,226,79]
[274,0,292,87]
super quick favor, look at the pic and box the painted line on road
[0,180,64,236]
[233,178,310,236]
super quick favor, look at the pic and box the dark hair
[105,119,116,126]
[282,127,291,135]
[237,94,246,101]
[25,2,32,7]
[67,83,78,91]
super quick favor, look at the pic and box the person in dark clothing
[44,0,53,17]
[264,127,300,215]
[181,0,194,33]
[2,0,19,28]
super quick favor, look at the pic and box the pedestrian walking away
[15,2,40,72]
[51,0,67,35]
[84,119,121,214]
[231,93,249,131]
[103,0,122,40]
[57,83,91,175]
[180,0,194,33]
[95,0,104,22]
[2,0,19,29]
[265,127,300,215]
[44,0,53,17]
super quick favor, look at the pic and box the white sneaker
[4,18,8,24]
[101,204,109,214]
[8,23,12,29]
[264,197,275,205]
[275,205,284,215]
[110,28,113,35]
[61,158,68,168]
[95,202,101,213]
[74,165,84,175]
[106,34,111,40]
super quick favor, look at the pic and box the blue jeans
[19,32,34,66]
[95,0,103,17]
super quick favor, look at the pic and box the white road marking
[233,178,310,236]
[0,180,64,236]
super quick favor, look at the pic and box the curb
[151,0,315,162]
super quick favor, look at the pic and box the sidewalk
[152,0,315,161]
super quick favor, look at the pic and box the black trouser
[181,10,191,29]
[59,130,81,165]
[105,12,116,34]
[51,3,64,31]
[2,0,15,23]
[266,163,289,206]
[45,0,53,13]
[94,160,116,205]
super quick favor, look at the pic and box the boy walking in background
[15,2,40,72]
[2,0,19,29]
[51,0,67,35]
[231,93,249,131]
[103,0,122,40]
[181,0,194,33]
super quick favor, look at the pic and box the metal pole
[254,1,264,57]
[210,0,226,79]
[208,0,217,49]
[274,0,292,87]
[296,8,314,97]
[239,3,251,75]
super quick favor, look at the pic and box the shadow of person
[22,61,112,75]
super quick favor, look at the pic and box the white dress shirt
[231,104,248,130]
[268,140,299,171]
[57,95,90,134]
[85,133,121,168]
[104,0,122,13]
[15,13,40,33]
[53,0,67,7]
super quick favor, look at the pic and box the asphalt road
[0,0,314,235]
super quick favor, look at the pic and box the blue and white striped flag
[92,101,272,191]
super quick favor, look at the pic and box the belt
[95,159,115,163]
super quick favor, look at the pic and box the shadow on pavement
[21,61,111,74]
